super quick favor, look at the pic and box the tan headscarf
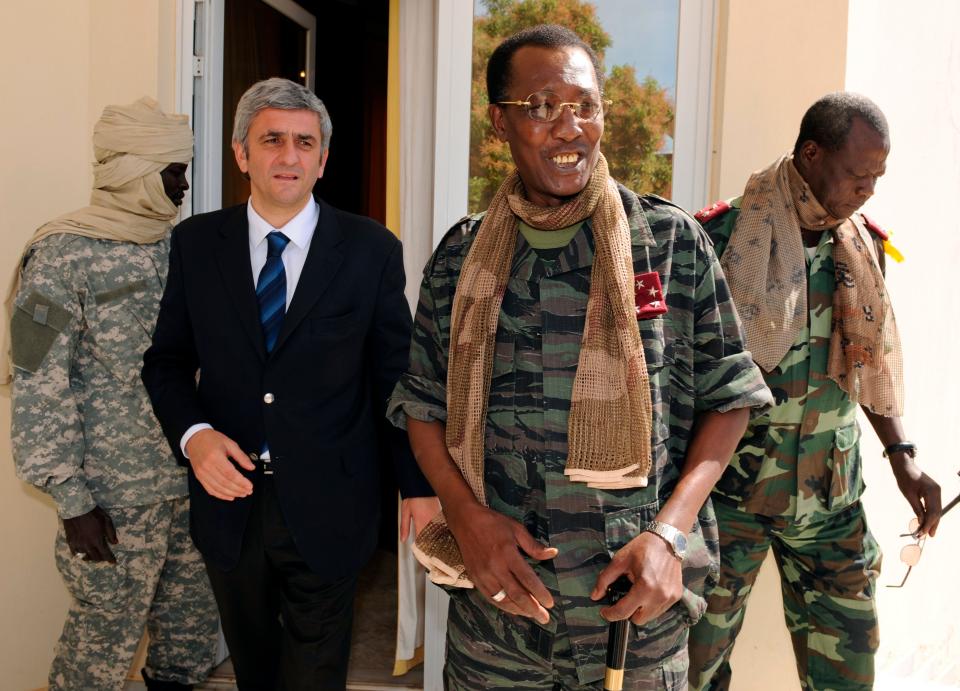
[412,154,654,588]
[2,97,193,385]
[720,154,903,416]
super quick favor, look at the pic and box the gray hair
[232,77,332,152]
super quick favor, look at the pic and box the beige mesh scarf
[1,97,193,386]
[720,154,903,415]
[412,154,653,588]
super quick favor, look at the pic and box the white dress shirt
[180,197,321,457]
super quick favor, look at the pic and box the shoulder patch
[859,213,889,241]
[694,200,731,224]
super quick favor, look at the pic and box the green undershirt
[518,221,583,252]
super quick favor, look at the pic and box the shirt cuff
[696,351,774,416]
[48,477,97,520]
[180,423,213,458]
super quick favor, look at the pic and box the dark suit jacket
[142,200,432,579]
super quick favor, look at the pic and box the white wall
[846,1,960,687]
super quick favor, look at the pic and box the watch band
[883,441,917,458]
[644,520,686,561]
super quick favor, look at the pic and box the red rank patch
[635,272,667,319]
[694,199,730,224]
[859,212,889,241]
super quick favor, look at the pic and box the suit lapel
[216,206,267,361]
[273,199,345,354]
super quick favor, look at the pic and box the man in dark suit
[142,77,438,691]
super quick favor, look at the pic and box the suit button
[263,393,275,404]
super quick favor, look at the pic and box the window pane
[469,0,679,213]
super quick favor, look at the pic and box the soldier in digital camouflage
[5,98,218,690]
[687,92,943,691]
[387,25,771,690]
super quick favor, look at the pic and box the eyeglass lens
[526,91,602,122]
[900,543,922,567]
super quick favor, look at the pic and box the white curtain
[394,0,438,676]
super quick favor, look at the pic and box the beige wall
[710,1,849,690]
[713,1,960,690]
[0,2,179,688]
[711,0,849,202]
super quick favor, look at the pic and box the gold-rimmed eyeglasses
[887,490,959,588]
[496,90,611,123]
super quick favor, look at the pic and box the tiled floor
[125,549,423,691]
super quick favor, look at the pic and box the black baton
[603,576,632,691]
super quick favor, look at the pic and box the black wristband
[883,441,917,458]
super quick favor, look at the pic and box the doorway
[220,0,388,223]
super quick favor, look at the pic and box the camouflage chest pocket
[826,422,864,511]
[88,278,159,382]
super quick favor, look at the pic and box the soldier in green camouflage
[387,26,771,689]
[687,93,942,691]
[7,98,218,691]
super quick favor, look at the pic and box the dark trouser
[445,589,688,690]
[204,477,358,691]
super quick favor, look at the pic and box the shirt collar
[247,197,320,250]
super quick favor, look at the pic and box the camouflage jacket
[388,186,771,684]
[11,233,186,519]
[703,198,886,523]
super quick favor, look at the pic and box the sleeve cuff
[48,477,97,520]
[180,423,213,458]
[696,352,773,416]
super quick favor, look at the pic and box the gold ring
[491,589,507,603]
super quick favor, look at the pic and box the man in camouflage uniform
[688,93,942,691]
[7,98,218,690]
[387,26,771,689]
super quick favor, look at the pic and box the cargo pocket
[604,500,660,556]
[604,502,715,631]
[55,531,131,611]
[674,518,715,627]
[827,422,863,511]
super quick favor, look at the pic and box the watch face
[675,533,688,554]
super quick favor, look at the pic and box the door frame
[182,0,316,215]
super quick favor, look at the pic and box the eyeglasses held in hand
[496,90,611,123]
[887,490,959,588]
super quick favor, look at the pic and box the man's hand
[185,429,255,500]
[591,532,683,626]
[890,454,942,536]
[400,496,441,542]
[447,503,557,624]
[63,506,119,563]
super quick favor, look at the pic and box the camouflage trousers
[49,497,219,691]
[445,589,688,690]
[688,499,881,691]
